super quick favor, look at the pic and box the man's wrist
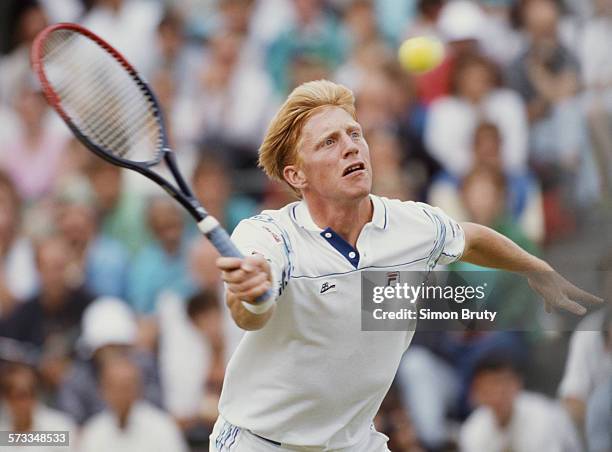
[241,298,276,314]
[521,257,554,275]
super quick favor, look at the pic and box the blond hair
[258,80,356,192]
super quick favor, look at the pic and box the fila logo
[386,271,400,286]
[320,281,337,294]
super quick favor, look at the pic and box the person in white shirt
[425,53,528,178]
[580,0,612,198]
[79,355,187,452]
[81,0,162,76]
[0,362,76,452]
[212,79,602,451]
[558,307,612,428]
[460,353,580,452]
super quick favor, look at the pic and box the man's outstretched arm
[460,222,603,314]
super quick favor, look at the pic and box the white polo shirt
[218,195,465,449]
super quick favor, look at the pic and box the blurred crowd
[0,0,611,451]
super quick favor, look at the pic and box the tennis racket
[31,23,271,303]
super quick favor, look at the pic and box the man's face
[148,199,184,254]
[57,204,96,248]
[524,0,559,44]
[36,239,71,304]
[101,360,141,418]
[3,368,37,425]
[472,369,521,425]
[290,106,372,202]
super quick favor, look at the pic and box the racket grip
[205,222,243,258]
[201,220,273,304]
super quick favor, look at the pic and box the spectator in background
[375,384,424,452]
[585,375,612,452]
[165,0,218,40]
[217,0,260,65]
[0,171,38,318]
[55,195,129,299]
[267,0,344,95]
[127,196,195,315]
[58,139,100,185]
[0,236,93,391]
[149,8,200,90]
[79,355,187,452]
[558,306,612,433]
[413,0,485,105]
[403,0,445,39]
[211,0,293,76]
[288,55,333,95]
[81,0,162,75]
[354,69,400,132]
[477,0,524,67]
[37,0,82,24]
[189,238,244,359]
[429,122,544,244]
[373,0,419,44]
[83,158,148,256]
[0,81,70,205]
[194,29,276,165]
[368,128,417,200]
[0,2,47,105]
[334,39,393,92]
[453,167,542,332]
[460,167,538,255]
[159,290,225,443]
[157,240,243,441]
[507,0,584,174]
[147,11,202,157]
[397,331,526,451]
[0,235,92,349]
[339,0,381,53]
[58,297,161,426]
[191,154,258,233]
[425,53,528,178]
[460,353,580,452]
[0,362,76,452]
[580,0,612,200]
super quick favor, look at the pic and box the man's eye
[351,131,361,139]
[325,138,335,146]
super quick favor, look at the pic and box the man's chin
[343,184,371,201]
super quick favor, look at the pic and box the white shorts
[209,415,390,452]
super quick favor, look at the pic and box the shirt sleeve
[231,216,291,301]
[416,203,465,267]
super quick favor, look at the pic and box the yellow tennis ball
[398,36,445,74]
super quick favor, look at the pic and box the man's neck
[304,195,373,247]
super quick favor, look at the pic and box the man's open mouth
[342,162,366,177]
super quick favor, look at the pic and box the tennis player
[211,80,601,451]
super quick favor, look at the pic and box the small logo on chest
[320,281,337,294]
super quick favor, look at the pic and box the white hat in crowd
[438,0,486,43]
[79,297,137,354]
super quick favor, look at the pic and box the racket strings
[40,29,162,163]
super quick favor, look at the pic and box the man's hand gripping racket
[31,23,272,305]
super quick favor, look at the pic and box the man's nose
[341,134,359,158]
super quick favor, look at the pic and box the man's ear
[283,165,307,191]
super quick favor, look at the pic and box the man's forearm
[460,222,551,273]
[459,223,603,314]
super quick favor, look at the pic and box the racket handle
[199,218,273,304]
